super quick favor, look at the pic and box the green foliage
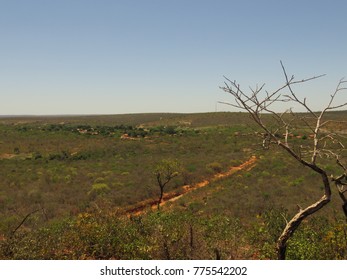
[289,176,304,187]
[154,159,181,180]
[247,207,288,259]
[163,126,177,135]
[206,162,223,173]
[246,208,347,260]
[286,217,347,260]
[48,151,70,161]
[88,183,110,198]
[0,112,346,259]
[94,177,105,184]
[33,151,42,160]
[0,210,249,260]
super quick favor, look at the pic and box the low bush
[206,162,223,173]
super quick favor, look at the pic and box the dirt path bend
[126,155,257,216]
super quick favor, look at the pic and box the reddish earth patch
[0,153,16,159]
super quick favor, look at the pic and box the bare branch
[11,209,42,237]
[221,62,347,259]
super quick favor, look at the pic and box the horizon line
[0,109,346,118]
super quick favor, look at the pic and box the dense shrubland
[1,207,346,260]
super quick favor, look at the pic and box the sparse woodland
[0,109,346,259]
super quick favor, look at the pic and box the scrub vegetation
[0,111,346,259]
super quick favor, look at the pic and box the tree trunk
[342,203,347,218]
[333,174,347,220]
[276,193,331,259]
[337,190,347,219]
[157,186,164,210]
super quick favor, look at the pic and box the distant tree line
[16,123,199,138]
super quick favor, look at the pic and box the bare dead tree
[220,61,347,259]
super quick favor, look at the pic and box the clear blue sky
[1,0,346,115]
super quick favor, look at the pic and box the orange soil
[0,153,16,159]
[126,155,257,216]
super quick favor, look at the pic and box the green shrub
[94,177,105,184]
[289,176,304,187]
[206,162,223,173]
[88,183,110,198]
[164,126,177,135]
[33,152,42,160]
[286,218,347,259]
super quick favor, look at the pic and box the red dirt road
[126,156,257,216]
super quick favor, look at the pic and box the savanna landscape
[0,111,346,260]
[2,0,347,268]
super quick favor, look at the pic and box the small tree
[154,159,181,210]
[220,62,347,259]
